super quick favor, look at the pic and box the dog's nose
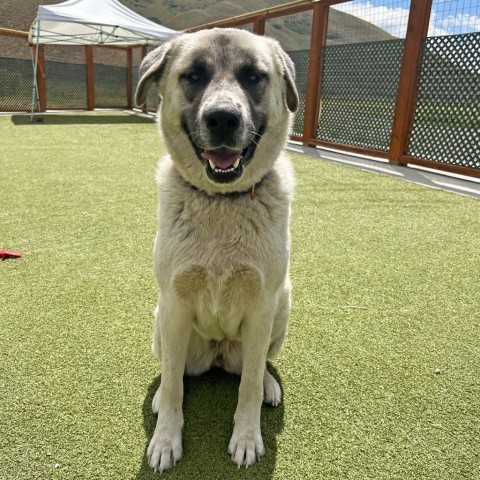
[204,108,241,137]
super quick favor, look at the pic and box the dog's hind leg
[263,368,281,407]
[151,304,162,414]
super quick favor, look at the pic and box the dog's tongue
[201,147,242,169]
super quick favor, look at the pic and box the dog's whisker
[187,129,203,146]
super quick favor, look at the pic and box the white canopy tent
[28,0,179,118]
[29,0,180,45]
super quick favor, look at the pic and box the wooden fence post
[126,47,133,109]
[253,18,266,35]
[85,45,95,110]
[140,45,148,113]
[33,45,47,111]
[302,1,329,145]
[389,0,432,164]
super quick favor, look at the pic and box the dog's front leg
[228,309,274,468]
[147,299,192,473]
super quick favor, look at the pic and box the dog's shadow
[136,364,285,479]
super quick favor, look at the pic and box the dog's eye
[240,69,267,85]
[188,73,201,82]
[181,69,205,84]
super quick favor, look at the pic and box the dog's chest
[180,260,264,340]
[156,187,288,340]
[159,187,285,273]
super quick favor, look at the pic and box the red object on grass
[0,250,22,260]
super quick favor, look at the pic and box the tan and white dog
[135,28,298,472]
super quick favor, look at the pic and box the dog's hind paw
[263,369,282,407]
[151,386,160,414]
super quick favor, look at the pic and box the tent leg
[30,22,41,122]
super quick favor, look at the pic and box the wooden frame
[388,0,433,165]
[85,45,95,110]
[32,45,47,112]
[0,27,28,39]
[126,47,133,109]
[140,45,148,113]
[302,1,329,144]
[185,0,348,32]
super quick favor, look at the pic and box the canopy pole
[30,21,41,122]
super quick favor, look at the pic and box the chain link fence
[0,56,36,111]
[44,59,88,109]
[95,63,128,108]
[0,35,136,112]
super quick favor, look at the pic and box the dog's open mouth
[201,147,244,172]
[185,125,264,184]
[200,143,255,183]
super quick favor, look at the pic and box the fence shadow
[136,364,284,479]
[11,113,154,126]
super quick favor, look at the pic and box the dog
[135,27,298,472]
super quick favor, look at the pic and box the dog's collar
[185,179,261,199]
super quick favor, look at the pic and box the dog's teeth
[208,160,215,170]
[233,158,240,169]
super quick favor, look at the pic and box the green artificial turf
[1,112,479,480]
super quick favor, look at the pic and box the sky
[332,0,480,38]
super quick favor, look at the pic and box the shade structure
[28,0,180,46]
[28,0,180,119]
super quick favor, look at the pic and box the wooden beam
[253,18,266,35]
[185,0,350,31]
[31,45,47,111]
[289,134,303,142]
[140,45,148,112]
[36,45,47,112]
[186,0,315,31]
[389,0,433,164]
[263,0,349,21]
[0,27,28,39]
[399,155,480,179]
[85,45,95,110]
[308,138,390,160]
[302,1,329,144]
[126,48,133,109]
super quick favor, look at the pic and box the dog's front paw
[228,421,265,468]
[147,413,183,473]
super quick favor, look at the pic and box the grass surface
[1,112,479,480]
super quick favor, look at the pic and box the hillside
[127,0,287,30]
[0,0,394,62]
[2,0,292,32]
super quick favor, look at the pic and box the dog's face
[136,28,298,194]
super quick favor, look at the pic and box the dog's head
[136,28,298,194]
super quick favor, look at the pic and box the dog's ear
[135,43,172,107]
[277,48,299,113]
